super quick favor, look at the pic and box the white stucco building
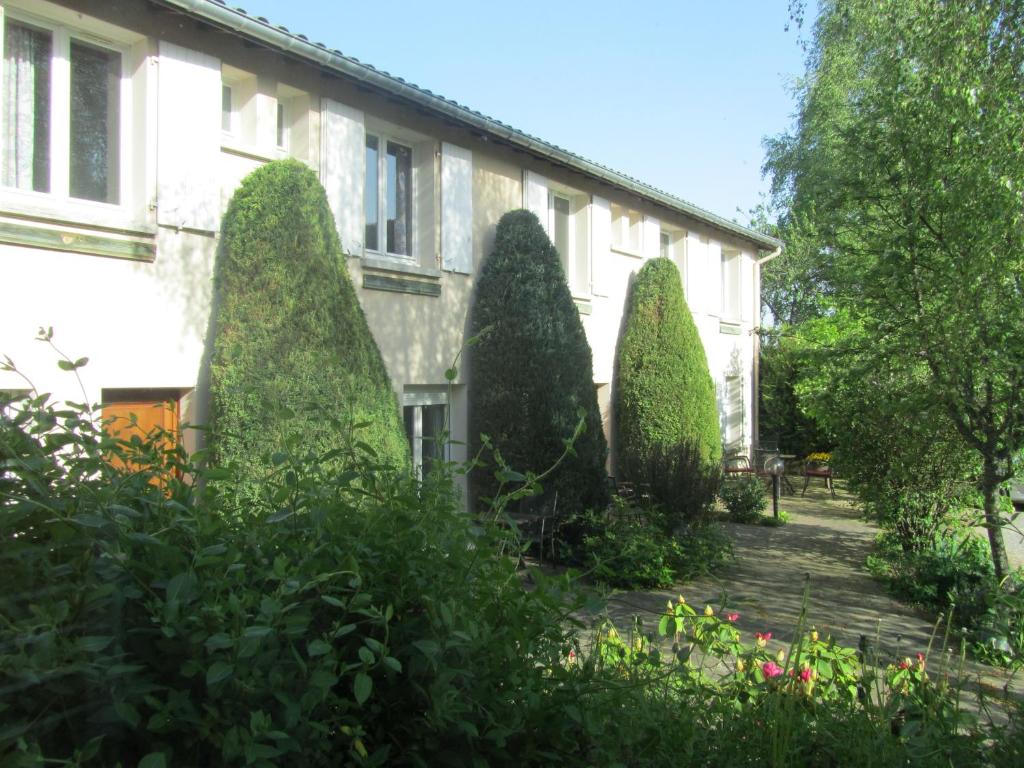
[0,0,782,487]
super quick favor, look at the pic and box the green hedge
[614,257,721,487]
[469,209,609,516]
[210,159,407,493]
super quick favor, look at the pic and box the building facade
[0,0,782,487]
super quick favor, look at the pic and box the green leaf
[76,635,114,653]
[138,753,167,768]
[206,661,235,686]
[382,656,402,673]
[205,633,233,651]
[321,595,346,609]
[166,571,198,604]
[243,625,274,639]
[353,672,372,705]
[114,700,140,728]
[358,646,374,665]
[307,639,332,657]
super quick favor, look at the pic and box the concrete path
[601,484,1022,707]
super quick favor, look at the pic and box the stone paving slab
[599,485,1022,708]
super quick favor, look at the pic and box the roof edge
[157,0,784,252]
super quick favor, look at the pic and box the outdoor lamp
[765,456,786,520]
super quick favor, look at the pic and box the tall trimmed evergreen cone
[210,159,407,492]
[614,257,722,483]
[469,209,610,515]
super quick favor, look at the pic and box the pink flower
[755,631,772,647]
[726,613,740,622]
[761,661,783,679]
[799,667,813,682]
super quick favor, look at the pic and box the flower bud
[704,605,714,617]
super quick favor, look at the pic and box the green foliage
[614,257,721,506]
[758,336,830,458]
[766,0,1024,578]
[795,311,979,553]
[569,499,732,589]
[720,475,768,524]
[469,209,609,518]
[644,441,722,531]
[210,159,407,499]
[1,369,1016,766]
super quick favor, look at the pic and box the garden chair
[801,455,836,498]
[723,450,755,476]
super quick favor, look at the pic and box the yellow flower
[736,659,745,673]
[704,605,714,617]
[678,595,686,605]
[776,649,786,664]
[810,630,819,643]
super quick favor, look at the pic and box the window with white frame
[220,65,308,160]
[548,190,589,295]
[721,248,741,321]
[610,203,643,255]
[2,12,126,206]
[365,132,415,259]
[660,226,686,287]
[403,390,447,481]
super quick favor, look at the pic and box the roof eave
[155,0,784,252]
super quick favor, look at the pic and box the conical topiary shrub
[614,257,721,519]
[210,159,407,494]
[469,209,609,517]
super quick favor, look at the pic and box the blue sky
[231,1,812,224]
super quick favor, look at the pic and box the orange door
[102,397,180,479]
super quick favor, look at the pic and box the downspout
[752,247,782,458]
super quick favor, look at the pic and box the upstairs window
[3,16,122,205]
[548,189,589,296]
[610,203,643,255]
[365,132,413,258]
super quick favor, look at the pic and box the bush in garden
[469,209,609,519]
[210,159,407,499]
[720,475,768,524]
[614,258,721,507]
[644,441,723,531]
[0,384,1014,766]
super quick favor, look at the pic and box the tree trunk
[982,460,1011,582]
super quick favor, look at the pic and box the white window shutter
[740,253,754,322]
[524,170,549,232]
[685,233,704,311]
[157,42,220,232]
[320,98,365,256]
[708,240,723,316]
[441,142,472,273]
[590,195,611,296]
[643,216,660,258]
[413,140,437,266]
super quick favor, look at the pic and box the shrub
[720,475,768,524]
[210,159,407,498]
[644,441,722,531]
[469,209,609,518]
[614,258,721,505]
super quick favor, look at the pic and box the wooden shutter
[643,216,660,258]
[441,142,473,274]
[590,195,611,297]
[157,42,220,233]
[740,252,754,322]
[523,170,549,232]
[321,98,365,256]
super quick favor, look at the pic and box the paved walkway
[601,484,1022,707]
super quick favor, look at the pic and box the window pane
[552,194,570,266]
[69,40,120,204]
[660,232,671,259]
[221,84,232,131]
[3,21,51,193]
[364,135,379,251]
[276,102,285,148]
[386,141,412,256]
[421,404,446,478]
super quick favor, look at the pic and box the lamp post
[765,455,786,521]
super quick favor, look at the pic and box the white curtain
[3,22,48,191]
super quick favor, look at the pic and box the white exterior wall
[0,0,766,495]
